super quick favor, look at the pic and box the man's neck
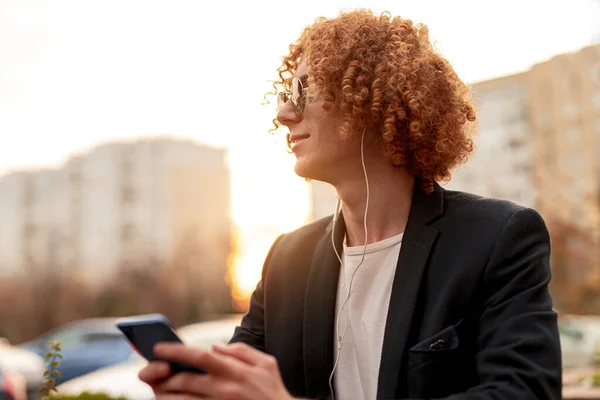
[333,168,414,247]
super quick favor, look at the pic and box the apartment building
[446,72,536,208]
[528,44,600,310]
[0,138,232,311]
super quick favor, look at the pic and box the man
[139,9,562,399]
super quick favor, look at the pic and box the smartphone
[115,313,206,375]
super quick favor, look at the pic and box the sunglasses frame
[277,77,307,115]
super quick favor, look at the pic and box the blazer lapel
[377,182,444,398]
[303,213,345,398]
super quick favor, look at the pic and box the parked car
[51,312,600,397]
[0,338,44,399]
[57,314,242,400]
[18,318,134,385]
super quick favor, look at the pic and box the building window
[559,72,582,93]
[516,163,532,175]
[540,129,557,167]
[69,171,81,185]
[592,92,600,110]
[566,234,587,254]
[539,80,553,96]
[591,63,600,86]
[572,178,586,196]
[508,137,526,149]
[121,152,134,177]
[565,127,581,144]
[565,154,582,172]
[539,112,553,127]
[22,176,36,206]
[121,186,135,204]
[23,223,36,239]
[559,75,570,91]
[121,224,134,242]
[563,102,580,119]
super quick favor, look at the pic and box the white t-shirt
[333,232,403,400]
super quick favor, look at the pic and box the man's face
[276,61,358,185]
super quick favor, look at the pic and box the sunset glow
[0,0,595,311]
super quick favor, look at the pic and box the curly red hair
[270,9,477,193]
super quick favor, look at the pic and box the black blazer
[230,183,562,399]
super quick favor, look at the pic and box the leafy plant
[40,340,63,399]
[37,341,128,400]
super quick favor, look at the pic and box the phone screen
[117,318,206,375]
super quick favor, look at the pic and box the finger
[154,343,246,379]
[213,343,280,373]
[153,342,188,358]
[156,394,211,400]
[138,361,171,385]
[155,372,214,396]
[212,343,262,366]
[156,373,244,399]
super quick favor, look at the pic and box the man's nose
[276,101,301,127]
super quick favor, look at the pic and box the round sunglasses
[277,77,307,115]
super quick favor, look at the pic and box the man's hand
[138,342,295,400]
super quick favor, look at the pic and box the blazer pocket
[407,319,463,370]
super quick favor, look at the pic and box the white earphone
[328,126,370,400]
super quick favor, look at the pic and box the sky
[1,0,598,295]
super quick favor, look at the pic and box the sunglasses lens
[292,78,303,104]
[277,79,306,114]
[277,92,289,111]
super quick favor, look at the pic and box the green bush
[591,373,600,387]
[578,373,600,388]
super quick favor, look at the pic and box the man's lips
[289,133,310,145]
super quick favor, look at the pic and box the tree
[547,217,599,314]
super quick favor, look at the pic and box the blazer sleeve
[408,207,563,400]
[228,235,283,352]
